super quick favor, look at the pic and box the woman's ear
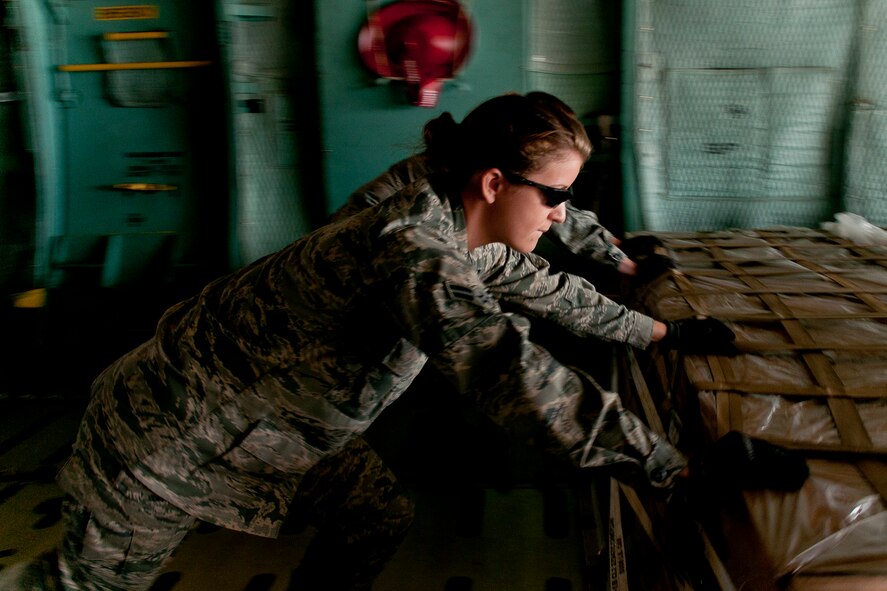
[479,168,506,205]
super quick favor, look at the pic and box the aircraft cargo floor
[0,394,591,591]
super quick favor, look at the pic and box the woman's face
[488,150,584,253]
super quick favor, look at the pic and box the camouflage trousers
[1,438,413,591]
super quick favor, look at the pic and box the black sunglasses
[502,172,573,207]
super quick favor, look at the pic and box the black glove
[619,235,674,281]
[662,317,737,355]
[693,431,810,491]
[620,234,664,256]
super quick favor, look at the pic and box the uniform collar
[428,173,468,248]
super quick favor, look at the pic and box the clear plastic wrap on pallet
[630,227,887,589]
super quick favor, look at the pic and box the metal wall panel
[526,0,620,118]
[216,1,322,268]
[844,0,887,225]
[315,0,527,215]
[9,0,226,288]
[622,0,858,231]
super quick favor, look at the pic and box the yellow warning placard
[94,5,160,20]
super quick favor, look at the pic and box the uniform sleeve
[572,368,687,489]
[547,205,628,268]
[470,243,654,349]
[367,224,590,455]
[367,225,683,485]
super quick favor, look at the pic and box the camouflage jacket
[332,154,628,268]
[59,177,676,539]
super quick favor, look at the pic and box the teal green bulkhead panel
[843,0,887,226]
[7,0,64,287]
[0,19,34,292]
[216,0,322,268]
[526,0,621,120]
[11,1,222,288]
[622,0,857,232]
[316,0,528,214]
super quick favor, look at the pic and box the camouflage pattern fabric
[330,155,679,485]
[57,493,195,591]
[1,442,409,591]
[331,154,629,268]
[59,175,664,541]
[39,176,688,591]
[570,368,686,488]
[288,437,415,590]
[0,483,194,591]
[469,244,651,349]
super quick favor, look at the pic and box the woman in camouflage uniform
[1,92,732,591]
[333,153,640,275]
